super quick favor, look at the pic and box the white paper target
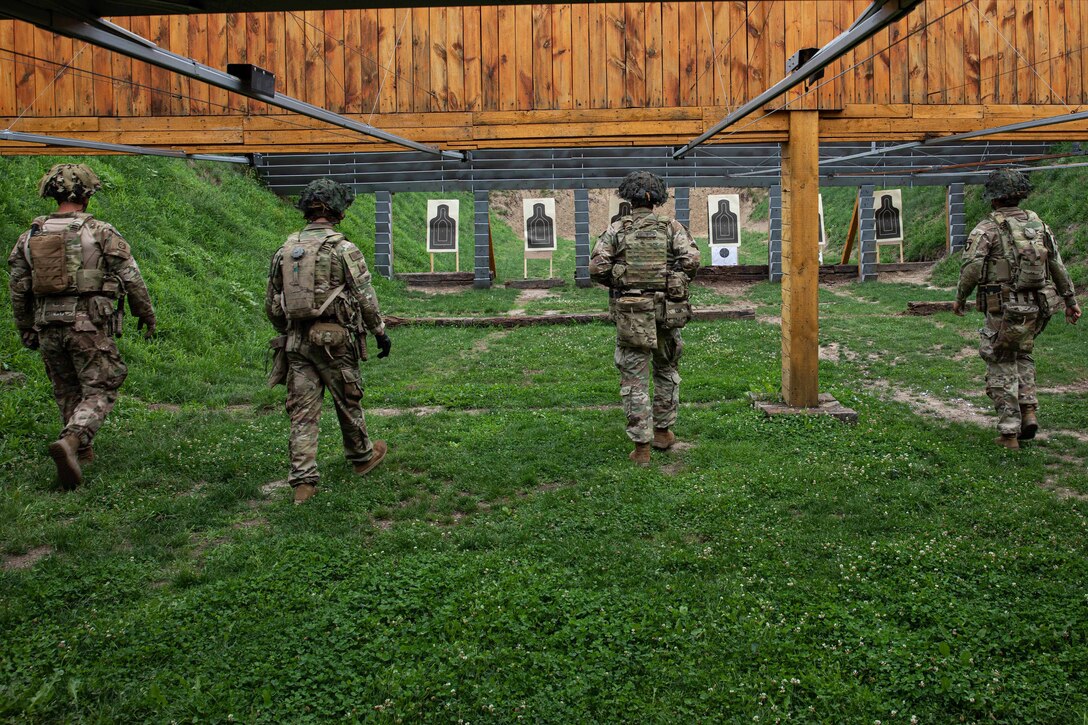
[426,199,460,253]
[706,194,742,246]
[872,188,904,242]
[522,198,557,252]
[710,243,740,266]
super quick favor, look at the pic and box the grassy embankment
[1,156,1087,722]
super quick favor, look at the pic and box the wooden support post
[839,195,860,264]
[780,111,820,408]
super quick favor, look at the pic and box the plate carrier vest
[26,216,106,296]
[988,210,1050,292]
[280,228,345,321]
[616,213,669,289]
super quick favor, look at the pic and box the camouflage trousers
[38,323,128,450]
[285,344,374,487]
[615,326,684,444]
[979,310,1045,436]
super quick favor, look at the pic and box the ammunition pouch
[1038,285,1064,320]
[308,321,349,350]
[87,295,116,332]
[614,295,657,351]
[995,302,1039,354]
[659,297,692,330]
[976,285,1005,315]
[75,269,105,294]
[666,271,688,301]
[266,334,288,388]
[38,295,79,326]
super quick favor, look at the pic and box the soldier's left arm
[669,220,702,280]
[98,223,156,326]
[339,239,384,334]
[7,233,35,333]
[1043,224,1079,306]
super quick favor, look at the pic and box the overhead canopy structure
[21,0,541,14]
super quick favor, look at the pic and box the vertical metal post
[373,190,393,279]
[858,185,877,282]
[673,186,691,230]
[473,190,492,289]
[947,183,967,254]
[768,183,783,282]
[574,188,592,288]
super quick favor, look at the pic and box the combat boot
[994,434,1020,450]
[48,433,83,490]
[629,442,652,467]
[652,428,676,451]
[353,440,388,477]
[1018,406,1039,440]
[293,483,317,505]
[78,446,94,464]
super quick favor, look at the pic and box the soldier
[590,171,701,466]
[7,163,156,489]
[265,178,391,504]
[953,169,1081,449]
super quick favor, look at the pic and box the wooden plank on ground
[625,2,646,107]
[463,5,482,111]
[552,3,573,109]
[780,109,820,408]
[430,6,449,111]
[571,3,592,109]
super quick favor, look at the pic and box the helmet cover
[38,163,102,202]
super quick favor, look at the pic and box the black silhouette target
[426,199,460,253]
[710,199,739,245]
[875,193,903,241]
[610,201,632,224]
[522,198,557,251]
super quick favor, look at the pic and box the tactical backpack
[280,228,345,321]
[616,213,669,289]
[26,217,94,295]
[991,210,1049,292]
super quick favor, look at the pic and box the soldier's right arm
[1043,225,1079,306]
[589,227,618,286]
[265,248,288,333]
[7,233,35,332]
[956,221,998,306]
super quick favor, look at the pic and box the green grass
[3,155,1088,722]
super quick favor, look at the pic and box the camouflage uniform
[8,211,155,456]
[957,207,1078,436]
[265,222,385,488]
[590,207,701,444]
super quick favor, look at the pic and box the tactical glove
[20,330,39,350]
[375,332,392,359]
[137,317,156,340]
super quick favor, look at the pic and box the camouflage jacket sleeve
[7,228,35,331]
[668,219,701,281]
[97,222,155,324]
[1043,224,1078,304]
[589,225,619,287]
[956,219,1000,305]
[338,239,384,333]
[265,248,287,333]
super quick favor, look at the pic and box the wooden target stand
[429,247,459,273]
[523,249,554,279]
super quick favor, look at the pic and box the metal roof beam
[0,129,249,163]
[672,0,923,159]
[0,9,466,161]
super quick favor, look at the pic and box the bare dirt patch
[2,545,54,571]
[406,285,471,296]
[469,329,511,356]
[147,402,182,413]
[952,347,977,362]
[260,479,290,495]
[1040,476,1088,502]
[820,343,842,363]
[866,380,995,428]
[0,370,27,386]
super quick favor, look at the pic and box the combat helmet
[617,171,668,208]
[297,178,355,220]
[38,163,102,203]
[983,168,1032,203]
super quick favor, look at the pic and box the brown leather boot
[629,442,652,466]
[77,446,94,464]
[293,483,317,505]
[1018,406,1039,440]
[353,440,388,476]
[48,433,83,490]
[994,434,1020,450]
[652,428,676,451]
